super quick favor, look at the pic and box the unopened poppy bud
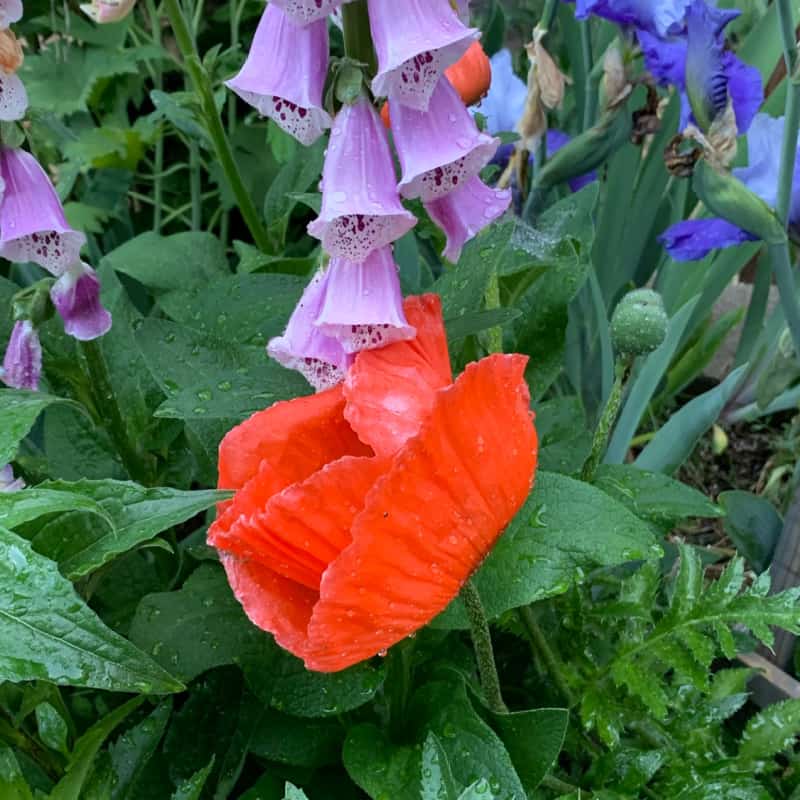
[0,30,23,75]
[611,289,669,357]
[693,160,787,246]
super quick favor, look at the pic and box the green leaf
[0,389,78,465]
[34,702,70,756]
[27,480,227,579]
[150,90,210,146]
[171,759,216,800]
[0,527,182,693]
[435,472,658,627]
[445,308,522,342]
[0,488,113,532]
[282,783,310,800]
[593,464,722,527]
[635,366,747,474]
[535,396,592,475]
[738,699,800,771]
[50,697,145,800]
[0,746,33,800]
[489,708,568,791]
[344,725,420,800]
[102,232,229,292]
[249,710,343,768]
[458,781,496,800]
[109,701,172,799]
[719,491,782,573]
[421,733,459,800]
[129,565,271,683]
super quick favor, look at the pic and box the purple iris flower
[568,0,691,36]
[661,113,797,261]
[638,0,762,133]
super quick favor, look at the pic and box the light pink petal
[271,0,352,25]
[0,72,27,121]
[1,320,41,391]
[50,261,112,341]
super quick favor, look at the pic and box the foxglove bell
[0,0,22,30]
[314,247,415,353]
[50,261,112,341]
[425,175,510,262]
[0,147,85,275]
[226,5,331,146]
[80,0,136,23]
[391,75,499,201]
[0,463,24,492]
[1,319,41,390]
[368,0,478,110]
[308,96,416,261]
[271,0,352,25]
[268,269,352,392]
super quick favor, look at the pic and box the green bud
[335,63,366,107]
[693,160,787,246]
[611,288,669,357]
[0,121,25,149]
[12,279,55,327]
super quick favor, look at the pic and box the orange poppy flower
[380,41,492,128]
[208,294,538,672]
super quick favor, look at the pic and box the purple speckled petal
[308,96,416,261]
[0,148,85,275]
[271,0,352,25]
[226,5,331,146]
[368,0,478,110]
[268,268,352,392]
[392,76,499,202]
[0,72,27,121]
[659,217,757,261]
[50,261,112,341]
[424,175,511,262]
[1,320,41,391]
[314,247,415,354]
[0,463,24,492]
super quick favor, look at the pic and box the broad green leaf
[50,698,144,800]
[435,472,659,627]
[249,710,343,768]
[421,733,459,800]
[458,781,496,800]
[535,396,592,475]
[102,232,229,292]
[28,480,227,579]
[171,759,215,800]
[109,700,172,799]
[34,702,69,756]
[635,366,748,473]
[719,491,782,574]
[0,389,78,465]
[593,465,721,527]
[344,725,421,800]
[283,784,310,800]
[0,527,182,693]
[0,488,113,532]
[0,746,33,800]
[137,318,309,421]
[489,708,568,791]
[129,565,271,682]
[445,308,522,342]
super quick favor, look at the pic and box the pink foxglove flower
[0,463,24,492]
[0,0,22,29]
[308,96,415,261]
[368,0,478,110]
[314,247,415,353]
[268,269,352,392]
[226,5,332,146]
[1,319,41,390]
[0,147,85,274]
[271,0,352,25]
[0,72,27,122]
[50,261,112,341]
[80,0,136,23]
[391,75,499,201]
[425,175,510,262]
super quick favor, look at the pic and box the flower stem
[341,0,377,76]
[79,339,152,484]
[581,356,630,482]
[162,0,270,252]
[771,0,800,358]
[484,273,503,355]
[461,580,508,714]
[539,0,559,34]
[518,605,575,706]
[581,20,597,130]
[146,0,163,233]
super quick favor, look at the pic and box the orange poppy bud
[381,41,492,128]
[209,294,538,672]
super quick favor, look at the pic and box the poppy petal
[344,293,453,457]
[306,353,537,672]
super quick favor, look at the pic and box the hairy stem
[342,0,377,75]
[462,580,508,713]
[518,605,576,706]
[162,0,270,251]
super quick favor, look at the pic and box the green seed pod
[693,160,787,246]
[611,288,669,357]
[12,279,55,327]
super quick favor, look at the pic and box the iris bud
[611,289,669,357]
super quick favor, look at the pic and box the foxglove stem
[461,579,507,714]
[80,339,152,485]
[342,0,376,75]
[581,356,630,482]
[770,0,800,357]
[162,0,270,252]
[146,0,163,233]
[484,274,503,355]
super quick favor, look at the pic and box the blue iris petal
[571,0,691,36]
[659,218,757,261]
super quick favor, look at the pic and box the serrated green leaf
[739,699,800,771]
[0,527,182,693]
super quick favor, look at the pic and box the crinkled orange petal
[215,455,389,591]
[344,294,453,458]
[305,353,538,672]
